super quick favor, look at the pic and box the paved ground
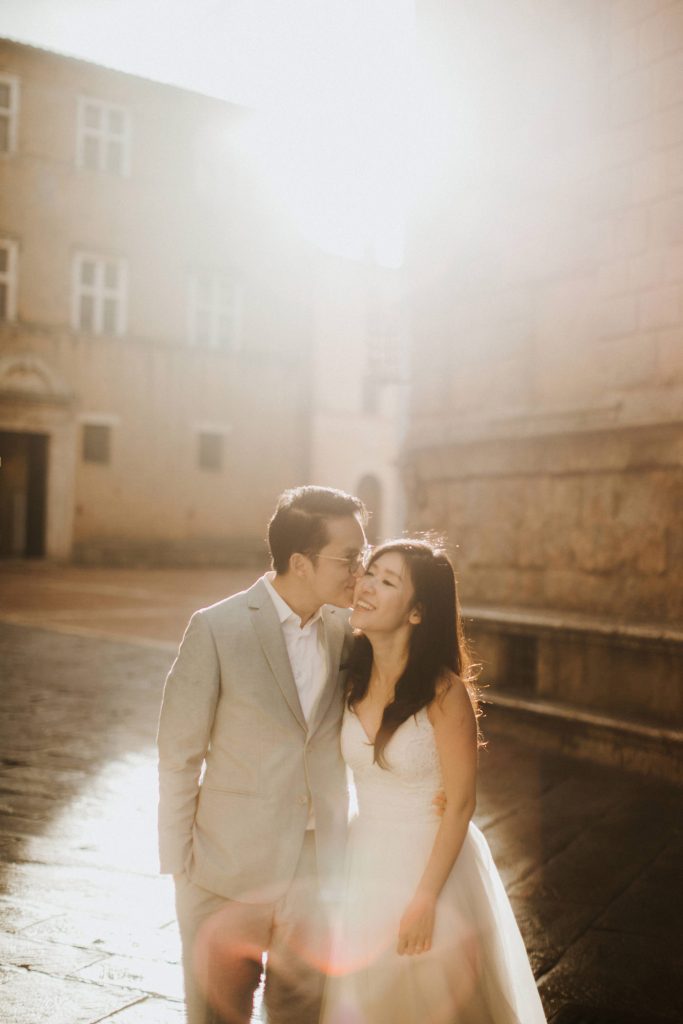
[0,562,258,648]
[0,564,681,1024]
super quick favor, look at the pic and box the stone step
[482,693,683,784]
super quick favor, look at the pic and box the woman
[321,538,546,1024]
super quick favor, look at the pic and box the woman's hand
[397,891,436,955]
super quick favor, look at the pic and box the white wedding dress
[321,707,547,1024]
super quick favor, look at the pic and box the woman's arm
[397,676,478,955]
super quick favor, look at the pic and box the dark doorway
[0,431,48,558]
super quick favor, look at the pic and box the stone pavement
[0,562,258,648]
[0,564,681,1024]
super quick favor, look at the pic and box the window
[82,423,111,464]
[193,130,234,197]
[188,272,242,350]
[77,97,130,175]
[356,474,383,544]
[0,238,18,321]
[0,74,19,155]
[365,287,407,382]
[198,432,223,471]
[361,376,379,416]
[73,253,127,336]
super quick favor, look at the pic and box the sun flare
[230,0,417,267]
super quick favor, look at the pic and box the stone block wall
[410,0,683,446]
[406,1,683,722]
[406,424,682,626]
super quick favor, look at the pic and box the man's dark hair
[267,486,367,574]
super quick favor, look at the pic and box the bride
[321,538,547,1024]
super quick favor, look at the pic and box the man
[157,486,367,1024]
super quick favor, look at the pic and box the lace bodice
[341,706,443,824]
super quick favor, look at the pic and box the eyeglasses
[317,549,369,573]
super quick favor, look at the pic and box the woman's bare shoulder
[428,671,472,722]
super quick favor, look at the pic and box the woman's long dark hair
[346,537,481,767]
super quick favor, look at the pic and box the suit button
[298,795,308,805]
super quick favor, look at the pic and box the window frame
[0,73,20,156]
[195,422,232,473]
[79,415,119,466]
[188,270,243,352]
[72,252,128,337]
[0,237,18,321]
[365,293,406,383]
[197,431,224,472]
[76,95,131,177]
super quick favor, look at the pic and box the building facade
[406,0,683,775]
[309,251,410,543]
[0,39,327,564]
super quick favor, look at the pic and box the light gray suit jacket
[157,577,352,902]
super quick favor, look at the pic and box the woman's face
[350,551,420,634]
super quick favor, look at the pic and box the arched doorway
[356,474,383,545]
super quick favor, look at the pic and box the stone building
[309,251,410,543]
[0,38,405,563]
[406,0,683,777]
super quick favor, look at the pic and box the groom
[157,485,367,1024]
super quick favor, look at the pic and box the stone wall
[410,1,683,448]
[407,423,682,626]
[406,1,683,728]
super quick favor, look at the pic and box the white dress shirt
[263,572,328,722]
[263,572,329,828]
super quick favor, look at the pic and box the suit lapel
[308,607,346,736]
[248,580,306,731]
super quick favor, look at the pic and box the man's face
[308,515,367,608]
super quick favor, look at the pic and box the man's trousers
[175,834,328,1024]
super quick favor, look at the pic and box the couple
[157,486,546,1024]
